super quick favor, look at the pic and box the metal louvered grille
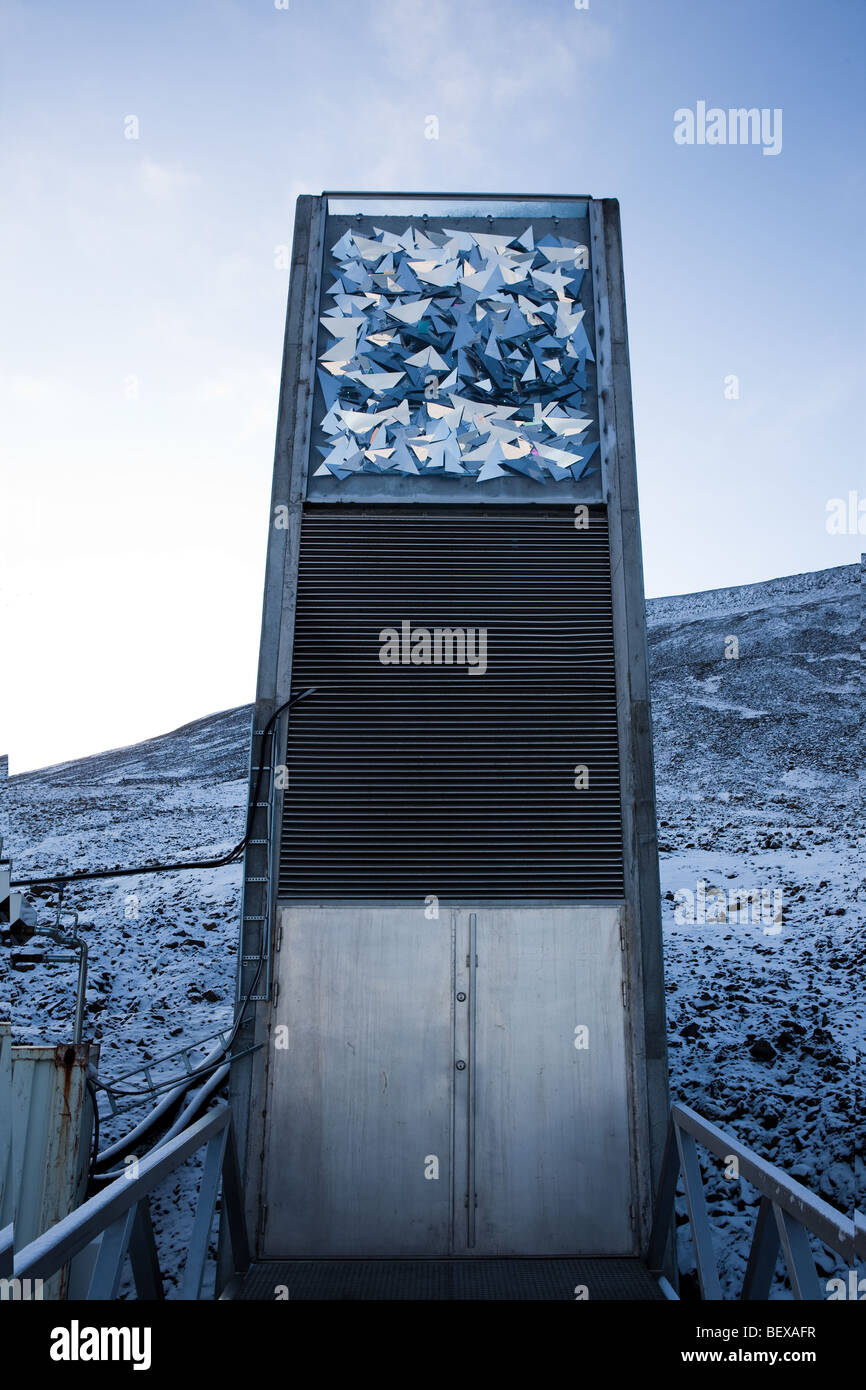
[278,505,624,899]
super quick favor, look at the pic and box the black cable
[12,686,314,1105]
[11,688,315,889]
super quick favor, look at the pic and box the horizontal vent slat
[278,504,624,900]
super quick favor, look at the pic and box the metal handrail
[14,1103,249,1299]
[648,1102,857,1301]
[0,1222,12,1277]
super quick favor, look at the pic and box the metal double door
[262,904,635,1257]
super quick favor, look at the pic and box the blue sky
[1,0,863,770]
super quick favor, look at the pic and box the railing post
[775,1207,822,1301]
[647,1118,678,1274]
[181,1126,229,1300]
[0,1222,12,1278]
[87,1207,137,1299]
[675,1126,722,1300]
[741,1195,779,1300]
[220,1119,251,1277]
[129,1197,164,1300]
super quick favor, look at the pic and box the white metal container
[8,1042,97,1298]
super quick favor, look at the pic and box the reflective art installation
[313,224,599,485]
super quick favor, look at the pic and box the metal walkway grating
[234,1258,665,1301]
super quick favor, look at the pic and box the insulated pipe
[95,1042,226,1168]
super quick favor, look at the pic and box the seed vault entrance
[228,194,668,1270]
[262,906,634,1258]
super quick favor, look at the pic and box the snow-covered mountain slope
[1,561,860,1296]
[647,561,862,1293]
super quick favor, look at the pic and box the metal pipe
[96,1042,227,1167]
[73,940,87,1045]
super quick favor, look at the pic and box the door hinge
[618,915,627,952]
[273,981,280,1004]
[275,921,282,952]
[621,978,628,1008]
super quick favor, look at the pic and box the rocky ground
[1,561,861,1298]
[648,561,862,1296]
